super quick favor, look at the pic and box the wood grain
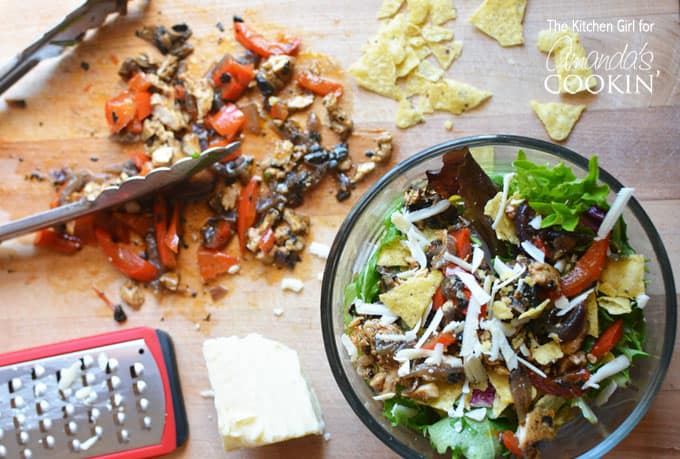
[0,0,678,458]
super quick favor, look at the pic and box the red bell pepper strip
[501,431,523,456]
[451,227,472,261]
[590,319,624,358]
[130,151,151,171]
[269,100,289,120]
[34,229,82,254]
[560,237,609,297]
[128,72,152,92]
[233,18,301,57]
[422,333,457,350]
[134,90,152,121]
[113,213,153,236]
[197,248,239,281]
[237,178,259,254]
[72,214,97,245]
[258,227,275,254]
[105,91,136,133]
[211,55,255,101]
[165,203,180,254]
[432,286,446,310]
[297,71,343,96]
[207,104,245,139]
[204,220,233,250]
[153,195,177,269]
[95,228,158,282]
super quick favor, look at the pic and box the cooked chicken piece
[142,118,179,153]
[157,54,179,81]
[322,91,353,141]
[351,162,376,184]
[181,132,200,156]
[404,382,440,402]
[517,407,556,450]
[220,182,241,212]
[371,131,393,163]
[135,23,193,57]
[120,281,145,308]
[150,94,189,131]
[246,208,280,253]
[256,55,295,98]
[286,94,314,111]
[528,261,561,289]
[118,54,159,80]
[282,208,310,234]
[182,77,214,119]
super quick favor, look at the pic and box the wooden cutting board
[0,0,678,457]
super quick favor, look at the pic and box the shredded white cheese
[394,348,434,362]
[465,407,488,422]
[308,242,330,259]
[372,392,396,401]
[280,277,304,293]
[554,295,569,310]
[493,258,514,280]
[79,435,99,451]
[398,360,411,377]
[492,173,515,230]
[636,294,650,309]
[554,259,566,273]
[470,246,485,273]
[425,343,445,366]
[443,252,475,272]
[200,389,215,398]
[416,309,444,349]
[521,240,545,263]
[341,334,358,362]
[58,361,82,392]
[583,355,630,390]
[441,320,464,334]
[460,297,483,357]
[455,270,491,305]
[405,200,451,222]
[354,300,394,317]
[556,288,594,317]
[516,355,547,378]
[594,380,618,406]
[597,187,635,239]
[529,215,543,230]
[376,331,417,342]
[402,238,427,268]
[482,319,518,370]
[273,308,284,317]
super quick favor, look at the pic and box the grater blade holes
[11,395,25,409]
[13,414,26,429]
[39,418,52,433]
[117,429,130,444]
[42,434,56,449]
[138,348,145,354]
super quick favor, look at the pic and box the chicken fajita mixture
[342,148,648,458]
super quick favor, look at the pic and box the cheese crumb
[273,308,285,317]
[281,277,304,293]
[444,119,453,131]
[308,242,330,259]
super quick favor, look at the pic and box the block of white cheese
[203,334,325,450]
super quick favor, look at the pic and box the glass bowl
[321,135,676,458]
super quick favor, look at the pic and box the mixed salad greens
[342,148,648,458]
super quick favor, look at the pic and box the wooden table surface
[0,0,678,457]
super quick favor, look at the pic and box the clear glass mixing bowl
[321,135,676,458]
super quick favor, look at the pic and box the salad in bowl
[339,146,650,458]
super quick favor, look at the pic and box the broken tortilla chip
[396,98,425,128]
[430,0,457,25]
[421,23,455,42]
[430,40,462,69]
[396,46,421,77]
[417,59,444,81]
[377,0,405,19]
[427,78,491,114]
[538,29,597,94]
[407,0,431,25]
[349,41,401,99]
[469,0,524,47]
[531,100,585,141]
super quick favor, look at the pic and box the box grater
[0,327,188,458]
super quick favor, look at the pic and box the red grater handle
[0,327,187,458]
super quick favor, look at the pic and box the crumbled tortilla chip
[374,14,409,65]
[488,370,513,418]
[598,296,633,315]
[427,78,491,114]
[483,192,519,244]
[531,100,585,141]
[408,36,427,48]
[469,0,524,47]
[533,341,563,365]
[598,254,645,298]
[585,291,599,337]
[430,0,457,25]
[430,40,462,69]
[444,119,453,130]
[404,73,431,95]
[396,47,422,77]
[416,95,434,114]
[417,59,444,82]
[349,42,401,100]
[421,24,455,42]
[423,382,463,411]
[377,0,405,19]
[537,29,596,94]
[396,98,425,128]
[405,23,422,37]
[516,0,527,19]
[493,300,514,320]
[407,0,431,25]
[379,270,443,327]
[518,299,550,321]
[377,239,411,266]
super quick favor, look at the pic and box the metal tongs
[0,0,129,95]
[0,143,241,243]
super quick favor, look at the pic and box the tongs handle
[0,200,94,243]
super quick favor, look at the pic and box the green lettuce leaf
[427,416,510,459]
[510,151,610,232]
[383,396,440,433]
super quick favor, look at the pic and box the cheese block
[203,334,325,450]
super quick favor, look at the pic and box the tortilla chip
[430,0,457,25]
[483,192,519,244]
[404,73,432,95]
[396,98,425,128]
[416,95,434,114]
[423,382,463,411]
[408,36,427,48]
[430,40,463,69]
[518,299,550,321]
[427,78,491,114]
[598,296,633,315]
[444,119,453,130]
[417,59,444,82]
[377,239,411,266]
[407,0,431,25]
[585,291,599,337]
[516,0,527,20]
[396,47,422,77]
[488,370,513,418]
[493,300,514,320]
[533,341,563,365]
[421,24,455,42]
[531,100,585,141]
[469,0,524,47]
[537,29,596,94]
[349,42,401,100]
[379,270,443,327]
[374,14,409,65]
[598,254,646,298]
[377,0,405,19]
